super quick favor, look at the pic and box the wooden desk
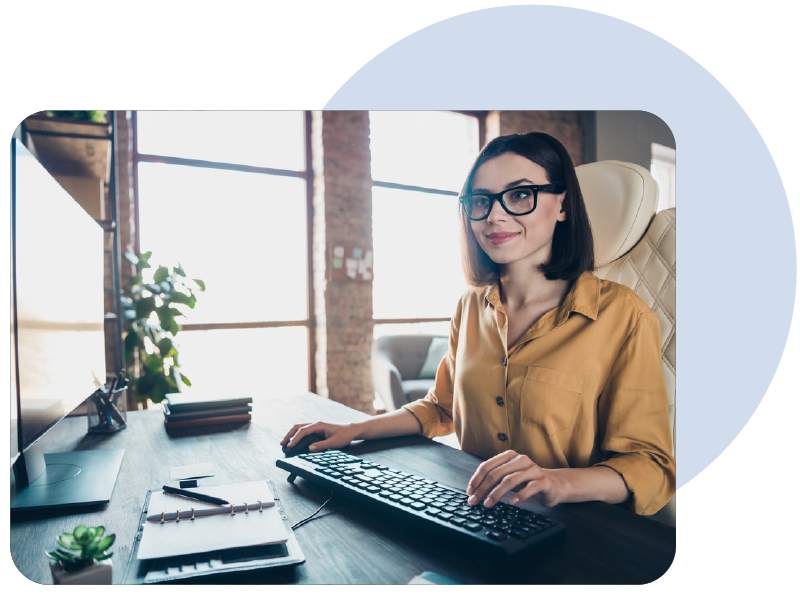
[10,393,675,584]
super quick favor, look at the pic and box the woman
[282,132,676,515]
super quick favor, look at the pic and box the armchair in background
[371,335,448,412]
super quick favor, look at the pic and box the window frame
[131,111,316,392]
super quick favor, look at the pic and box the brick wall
[485,111,586,167]
[112,111,138,408]
[114,111,137,288]
[311,111,376,415]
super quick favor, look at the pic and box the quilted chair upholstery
[576,160,676,527]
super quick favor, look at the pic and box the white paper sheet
[136,481,288,561]
[169,462,215,480]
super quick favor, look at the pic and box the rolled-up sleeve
[402,300,461,438]
[593,311,676,515]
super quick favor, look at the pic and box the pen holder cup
[87,386,128,433]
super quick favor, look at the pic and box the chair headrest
[575,160,659,268]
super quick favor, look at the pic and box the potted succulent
[46,525,115,584]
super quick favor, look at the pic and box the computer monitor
[10,138,124,512]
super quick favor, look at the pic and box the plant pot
[50,558,112,584]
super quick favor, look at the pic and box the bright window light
[138,163,307,324]
[136,111,309,400]
[137,111,305,171]
[369,112,479,323]
[371,186,465,319]
[369,111,479,192]
[650,143,676,212]
[175,327,308,400]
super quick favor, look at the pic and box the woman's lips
[487,232,519,245]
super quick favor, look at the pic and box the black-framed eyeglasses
[459,184,566,221]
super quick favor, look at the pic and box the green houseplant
[45,110,109,123]
[46,525,115,584]
[121,251,205,404]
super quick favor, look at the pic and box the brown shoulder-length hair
[459,131,594,286]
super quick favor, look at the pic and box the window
[133,111,312,400]
[650,143,676,212]
[369,110,481,368]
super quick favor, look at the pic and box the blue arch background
[325,6,800,491]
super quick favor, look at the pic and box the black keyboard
[276,449,565,558]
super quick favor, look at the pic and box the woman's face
[469,152,567,271]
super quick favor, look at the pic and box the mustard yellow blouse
[403,271,676,515]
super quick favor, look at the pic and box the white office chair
[576,160,676,527]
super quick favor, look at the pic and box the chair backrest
[576,161,676,525]
[373,334,443,381]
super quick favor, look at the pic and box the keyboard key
[450,517,467,526]
[437,512,454,521]
[466,514,482,522]
[486,531,507,541]
[410,502,426,510]
[400,498,415,506]
[464,522,483,532]
[426,508,442,516]
[367,486,381,493]
[379,491,393,498]
[509,529,530,539]
[389,494,403,502]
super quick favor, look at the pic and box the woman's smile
[486,231,520,245]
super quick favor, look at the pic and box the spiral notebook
[124,480,304,583]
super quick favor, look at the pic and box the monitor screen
[12,139,106,452]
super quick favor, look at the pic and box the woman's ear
[556,192,567,222]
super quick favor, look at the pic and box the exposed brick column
[311,111,375,414]
[114,111,137,287]
[112,111,138,408]
[486,111,586,166]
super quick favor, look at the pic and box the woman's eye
[509,190,530,201]
[474,197,489,207]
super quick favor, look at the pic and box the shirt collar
[556,270,600,322]
[484,270,600,323]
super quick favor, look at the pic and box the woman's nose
[486,198,508,223]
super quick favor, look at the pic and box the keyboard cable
[291,491,334,530]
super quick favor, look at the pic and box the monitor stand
[10,442,125,512]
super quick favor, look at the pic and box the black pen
[161,485,230,506]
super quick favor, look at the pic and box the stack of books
[162,393,252,429]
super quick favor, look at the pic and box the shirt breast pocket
[520,366,586,436]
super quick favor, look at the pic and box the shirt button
[496,397,504,406]
[497,433,508,442]
[502,357,507,366]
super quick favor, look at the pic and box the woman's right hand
[280,421,360,453]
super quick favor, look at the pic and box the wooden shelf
[23,115,112,182]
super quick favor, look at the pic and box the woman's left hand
[466,450,568,508]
